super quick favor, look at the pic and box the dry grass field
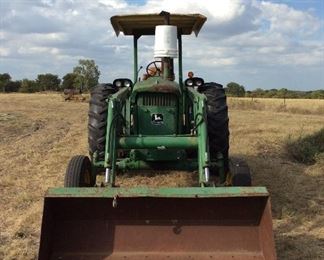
[0,93,323,259]
[228,97,324,115]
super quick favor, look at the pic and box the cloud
[259,1,320,36]
[0,1,64,34]
[0,47,10,57]
[0,0,323,90]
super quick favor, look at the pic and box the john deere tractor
[39,12,276,259]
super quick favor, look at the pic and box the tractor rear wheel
[88,84,116,161]
[64,155,95,187]
[199,82,229,175]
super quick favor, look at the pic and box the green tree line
[225,82,324,99]
[0,59,100,93]
[1,68,323,99]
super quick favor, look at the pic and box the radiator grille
[140,93,176,106]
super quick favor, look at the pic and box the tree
[265,89,278,98]
[277,88,288,98]
[254,88,265,97]
[73,59,100,91]
[226,82,245,97]
[20,79,40,93]
[0,73,11,92]
[311,90,324,99]
[5,81,21,92]
[62,73,77,89]
[36,73,61,91]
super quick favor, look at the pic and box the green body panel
[46,186,269,198]
[132,76,181,94]
[136,93,178,135]
[130,77,183,137]
[94,79,212,186]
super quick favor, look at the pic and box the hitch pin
[105,168,110,183]
[204,167,210,182]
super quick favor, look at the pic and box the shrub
[20,79,40,93]
[285,128,324,164]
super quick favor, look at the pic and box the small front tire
[64,155,95,187]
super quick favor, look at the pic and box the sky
[0,0,323,91]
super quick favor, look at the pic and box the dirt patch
[115,170,198,187]
[0,113,45,143]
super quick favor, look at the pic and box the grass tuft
[285,128,324,164]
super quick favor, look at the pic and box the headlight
[185,77,204,88]
[124,79,132,88]
[185,79,194,86]
[195,78,204,87]
[113,78,133,88]
[115,80,122,88]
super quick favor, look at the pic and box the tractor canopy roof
[111,13,207,37]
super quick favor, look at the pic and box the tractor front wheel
[64,155,95,187]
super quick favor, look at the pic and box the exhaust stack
[154,25,178,58]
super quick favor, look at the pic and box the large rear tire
[88,84,116,161]
[199,82,230,174]
[64,155,95,187]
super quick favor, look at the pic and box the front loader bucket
[39,187,276,260]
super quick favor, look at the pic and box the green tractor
[39,12,276,259]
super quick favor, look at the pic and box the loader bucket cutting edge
[38,187,276,260]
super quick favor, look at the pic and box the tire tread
[88,84,116,160]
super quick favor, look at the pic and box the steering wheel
[146,61,162,76]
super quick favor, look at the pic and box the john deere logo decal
[152,113,163,125]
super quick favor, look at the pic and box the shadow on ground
[233,153,324,260]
